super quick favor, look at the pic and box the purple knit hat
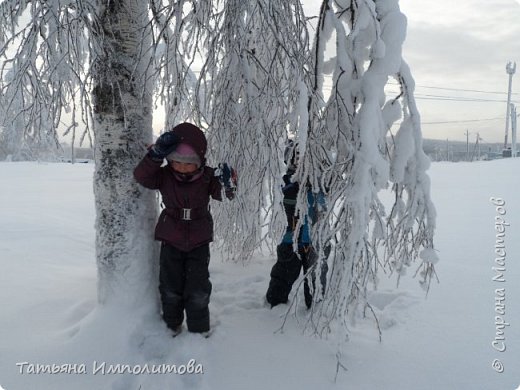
[166,143,201,168]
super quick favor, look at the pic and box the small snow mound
[419,247,439,264]
[368,290,420,329]
[368,290,416,311]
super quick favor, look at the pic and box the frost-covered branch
[148,0,208,128]
[385,61,438,289]
[0,0,97,160]
[197,0,312,261]
[293,0,437,336]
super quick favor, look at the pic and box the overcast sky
[303,0,520,144]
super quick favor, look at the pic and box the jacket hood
[170,122,207,166]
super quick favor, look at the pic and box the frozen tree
[288,0,437,335]
[0,0,167,307]
[0,0,283,306]
[0,0,436,338]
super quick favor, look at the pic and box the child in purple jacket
[134,122,235,336]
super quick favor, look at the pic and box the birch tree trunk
[92,0,157,307]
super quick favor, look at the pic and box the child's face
[171,160,199,174]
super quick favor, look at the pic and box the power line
[422,117,503,125]
[323,74,520,95]
[323,75,519,96]
[383,87,516,103]
[323,85,517,103]
[413,95,514,103]
[386,81,520,96]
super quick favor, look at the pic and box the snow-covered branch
[196,0,312,261]
[295,0,437,336]
[0,0,97,159]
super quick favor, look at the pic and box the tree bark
[92,0,157,307]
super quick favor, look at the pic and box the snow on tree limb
[196,0,312,261]
[296,0,437,335]
[0,0,96,159]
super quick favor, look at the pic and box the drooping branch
[196,0,313,261]
[293,0,436,336]
[0,0,97,159]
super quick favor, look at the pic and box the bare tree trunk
[92,0,157,307]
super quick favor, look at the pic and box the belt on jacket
[164,207,209,221]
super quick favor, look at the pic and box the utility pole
[512,104,517,158]
[446,138,450,161]
[504,62,516,150]
[477,133,482,161]
[465,130,470,161]
[472,133,482,161]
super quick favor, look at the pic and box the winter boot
[171,324,183,338]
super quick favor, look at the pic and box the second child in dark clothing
[266,141,328,309]
[134,122,236,336]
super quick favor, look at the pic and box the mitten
[148,132,179,161]
[216,163,237,199]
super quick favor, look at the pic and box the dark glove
[147,132,179,160]
[216,163,237,199]
[218,163,237,188]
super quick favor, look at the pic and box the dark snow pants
[159,243,212,333]
[266,243,327,308]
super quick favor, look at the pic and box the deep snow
[0,159,519,390]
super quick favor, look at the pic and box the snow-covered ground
[0,159,519,390]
